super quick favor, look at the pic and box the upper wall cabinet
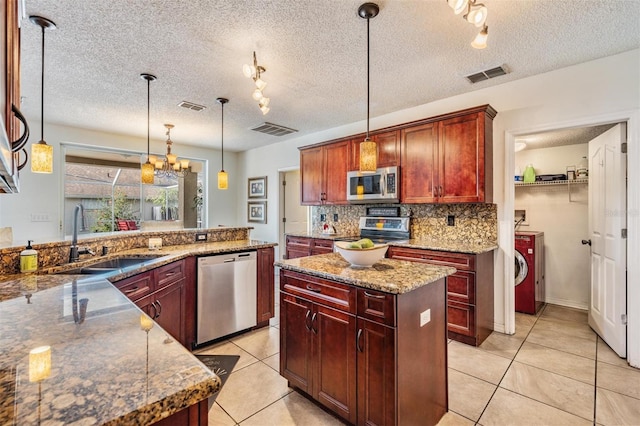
[300,139,350,205]
[349,130,400,170]
[401,105,496,204]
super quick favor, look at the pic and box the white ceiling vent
[178,101,206,112]
[465,65,509,84]
[251,122,298,137]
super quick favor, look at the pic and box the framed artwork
[248,176,267,199]
[248,201,267,224]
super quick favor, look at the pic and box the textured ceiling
[515,124,617,151]
[18,0,640,153]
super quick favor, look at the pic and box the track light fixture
[243,51,270,115]
[446,0,489,49]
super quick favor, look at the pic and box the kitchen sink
[58,255,165,275]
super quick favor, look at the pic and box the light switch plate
[420,309,431,327]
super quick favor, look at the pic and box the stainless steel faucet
[69,204,95,263]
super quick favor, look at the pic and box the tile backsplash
[312,203,497,243]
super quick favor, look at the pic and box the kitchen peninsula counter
[0,238,277,425]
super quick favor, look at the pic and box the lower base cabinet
[279,269,447,426]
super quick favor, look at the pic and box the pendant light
[358,3,379,174]
[140,73,157,185]
[217,98,229,190]
[29,16,56,174]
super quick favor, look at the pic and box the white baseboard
[544,297,589,311]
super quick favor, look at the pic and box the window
[62,144,205,237]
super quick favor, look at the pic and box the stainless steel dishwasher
[197,251,257,345]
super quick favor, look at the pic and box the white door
[279,170,308,258]
[588,123,627,357]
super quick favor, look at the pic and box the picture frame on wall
[248,201,267,224]
[248,176,267,199]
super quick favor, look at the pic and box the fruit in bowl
[334,239,388,268]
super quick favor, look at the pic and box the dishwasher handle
[223,258,236,263]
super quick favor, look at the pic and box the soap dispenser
[20,240,38,273]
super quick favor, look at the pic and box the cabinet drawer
[155,260,185,289]
[286,236,312,248]
[357,288,396,326]
[447,271,476,304]
[115,272,153,301]
[447,300,475,337]
[388,247,474,271]
[281,270,356,314]
[312,239,334,249]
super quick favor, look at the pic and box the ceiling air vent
[465,65,508,84]
[178,101,206,112]
[251,122,298,137]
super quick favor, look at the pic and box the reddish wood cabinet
[280,269,448,425]
[387,246,495,346]
[257,247,275,326]
[300,140,350,205]
[350,130,400,170]
[285,235,334,259]
[114,259,189,347]
[401,105,496,204]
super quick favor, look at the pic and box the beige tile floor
[195,303,640,425]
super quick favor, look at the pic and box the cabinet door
[351,130,399,170]
[286,236,312,259]
[310,238,333,256]
[357,318,396,426]
[400,122,438,203]
[154,279,186,346]
[257,247,275,324]
[323,140,350,204]
[300,146,324,205]
[438,112,485,203]
[314,304,357,424]
[280,294,314,393]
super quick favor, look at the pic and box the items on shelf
[577,156,589,177]
[523,164,536,183]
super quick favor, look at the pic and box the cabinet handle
[124,286,139,294]
[306,285,321,293]
[356,329,364,352]
[311,312,317,334]
[433,187,437,198]
[305,310,312,331]
[11,104,30,152]
[164,271,177,275]
[363,291,385,299]
[150,301,158,319]
[155,300,162,318]
[439,186,443,197]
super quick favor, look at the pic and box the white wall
[238,49,640,337]
[515,144,590,309]
[0,123,238,243]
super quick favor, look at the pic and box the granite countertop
[275,252,455,294]
[284,232,496,254]
[0,238,277,425]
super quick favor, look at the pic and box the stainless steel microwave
[346,166,399,203]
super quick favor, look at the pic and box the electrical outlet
[333,213,339,222]
[30,213,51,222]
[420,309,431,327]
[320,214,326,222]
[447,215,455,226]
[195,233,207,242]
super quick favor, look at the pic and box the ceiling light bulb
[259,97,270,108]
[260,105,270,115]
[471,25,488,49]
[252,88,263,101]
[448,0,469,15]
[243,64,256,78]
[514,141,527,152]
[166,153,177,164]
[255,78,267,91]
[466,4,488,27]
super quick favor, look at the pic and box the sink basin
[59,255,165,275]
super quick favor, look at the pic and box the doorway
[278,169,309,260]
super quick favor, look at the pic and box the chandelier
[446,0,489,49]
[150,124,190,179]
[243,51,270,115]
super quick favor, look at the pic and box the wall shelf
[515,178,588,187]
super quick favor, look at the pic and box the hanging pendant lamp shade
[140,73,157,184]
[358,3,379,173]
[30,16,56,174]
[217,98,229,190]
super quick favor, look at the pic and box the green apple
[358,238,374,249]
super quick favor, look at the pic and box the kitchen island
[0,237,277,425]
[275,253,455,426]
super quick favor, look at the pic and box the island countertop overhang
[275,252,456,294]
